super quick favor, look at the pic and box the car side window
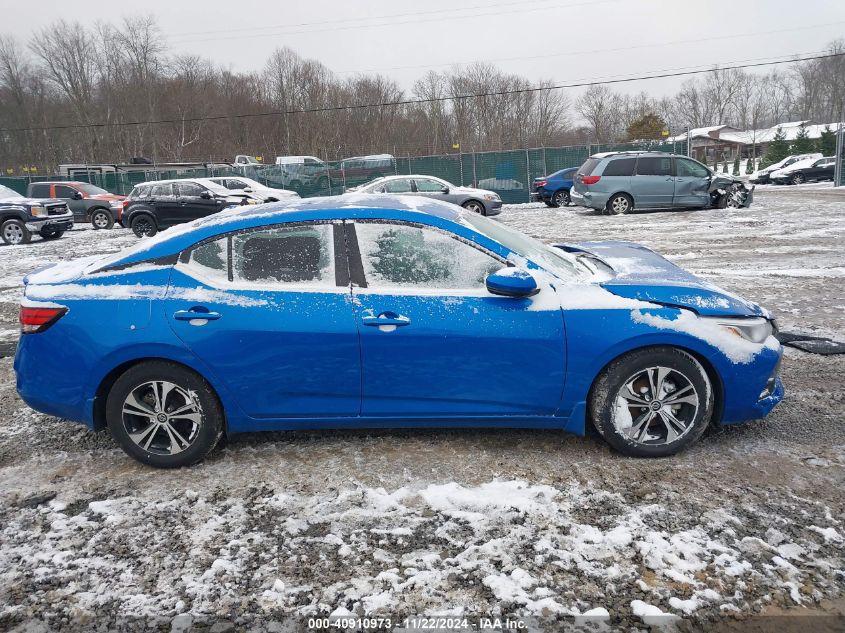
[177,182,205,197]
[414,178,445,193]
[55,185,77,198]
[635,157,673,176]
[675,158,710,178]
[181,224,337,288]
[29,183,51,198]
[226,179,247,190]
[384,179,412,193]
[601,158,636,177]
[354,222,501,291]
[151,184,174,198]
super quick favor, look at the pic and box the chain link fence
[0,139,689,202]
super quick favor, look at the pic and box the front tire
[791,173,805,185]
[589,347,713,457]
[39,228,65,240]
[91,208,115,230]
[106,361,224,468]
[552,190,570,207]
[462,200,486,215]
[130,214,157,237]
[1,219,31,245]
[606,193,632,215]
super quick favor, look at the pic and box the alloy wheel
[93,212,110,228]
[612,366,700,446]
[610,196,629,214]
[3,223,24,244]
[554,191,569,206]
[465,201,484,214]
[121,380,202,455]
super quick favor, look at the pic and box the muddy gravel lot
[0,187,843,632]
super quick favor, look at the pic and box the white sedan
[209,177,300,202]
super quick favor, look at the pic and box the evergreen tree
[818,126,837,156]
[732,155,741,176]
[760,127,789,168]
[791,123,814,154]
[745,158,754,174]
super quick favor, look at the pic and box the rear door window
[601,158,636,177]
[635,157,674,176]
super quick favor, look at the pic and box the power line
[332,20,845,75]
[167,0,580,40]
[2,52,842,135]
[167,0,618,44]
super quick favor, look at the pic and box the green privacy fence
[0,139,689,203]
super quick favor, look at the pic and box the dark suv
[123,179,250,237]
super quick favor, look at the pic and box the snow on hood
[556,241,769,317]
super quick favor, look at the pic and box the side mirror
[72,191,84,200]
[244,188,253,192]
[441,186,449,194]
[200,191,213,199]
[485,267,539,298]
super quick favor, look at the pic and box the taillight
[20,305,67,334]
[535,180,547,187]
[581,175,601,185]
[120,199,129,220]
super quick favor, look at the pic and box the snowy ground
[0,190,844,631]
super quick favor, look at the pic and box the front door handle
[362,312,411,327]
[174,307,222,322]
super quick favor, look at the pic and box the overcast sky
[2,0,844,98]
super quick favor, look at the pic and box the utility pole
[835,105,844,188]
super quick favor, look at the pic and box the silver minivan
[570,152,753,214]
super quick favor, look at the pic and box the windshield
[77,183,109,195]
[0,184,21,199]
[463,214,586,281]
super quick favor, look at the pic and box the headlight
[707,316,774,343]
[483,193,500,201]
[30,205,47,218]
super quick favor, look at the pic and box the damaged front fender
[709,175,754,209]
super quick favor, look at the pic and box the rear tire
[606,193,632,215]
[552,190,570,207]
[1,219,31,245]
[91,208,115,230]
[791,173,805,185]
[589,347,713,457]
[130,214,157,238]
[106,361,224,468]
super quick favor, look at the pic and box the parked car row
[768,155,836,185]
[749,153,821,184]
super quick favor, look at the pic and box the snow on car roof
[97,194,466,269]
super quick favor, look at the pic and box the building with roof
[668,121,838,165]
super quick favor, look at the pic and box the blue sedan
[531,167,577,207]
[14,196,783,467]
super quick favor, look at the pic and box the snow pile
[2,477,843,629]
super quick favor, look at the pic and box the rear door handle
[174,308,222,322]
[362,312,410,327]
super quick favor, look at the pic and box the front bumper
[485,200,503,216]
[25,215,74,232]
